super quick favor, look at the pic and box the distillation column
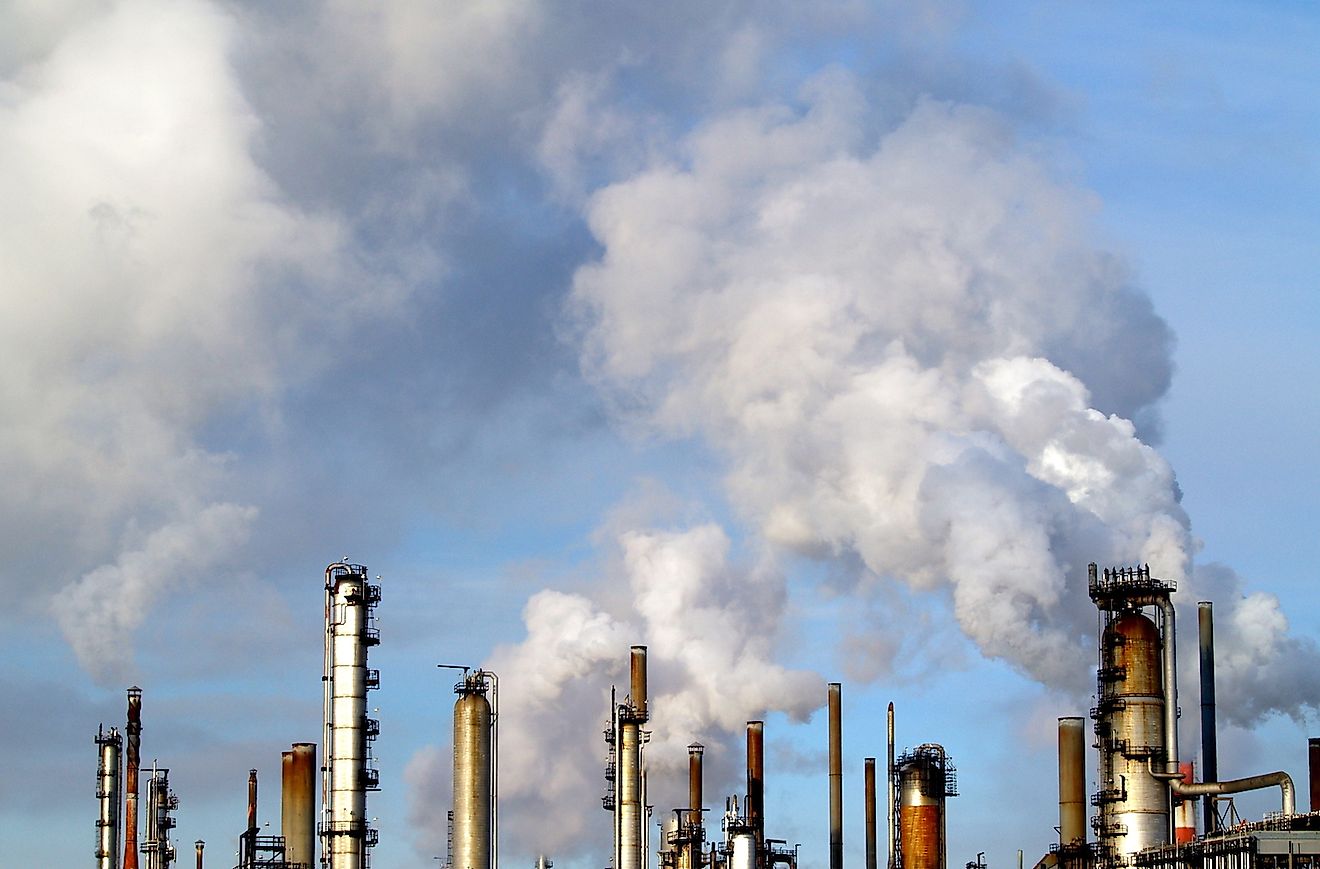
[321,562,381,869]
[453,671,497,869]
[618,646,649,869]
[896,746,956,869]
[142,767,177,869]
[96,725,123,869]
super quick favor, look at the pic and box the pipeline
[1148,756,1295,815]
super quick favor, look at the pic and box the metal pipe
[865,758,877,869]
[283,744,316,869]
[1174,763,1196,844]
[1310,738,1320,812]
[96,726,123,869]
[1057,717,1085,846]
[887,704,895,869]
[747,721,764,851]
[1199,601,1219,833]
[1149,756,1295,814]
[123,688,142,869]
[194,841,203,869]
[248,769,259,839]
[621,647,647,869]
[829,683,843,869]
[690,743,705,869]
[631,646,649,719]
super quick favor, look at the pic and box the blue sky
[2,2,1318,868]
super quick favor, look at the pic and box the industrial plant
[88,560,1320,869]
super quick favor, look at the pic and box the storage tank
[453,672,494,869]
[897,745,955,869]
[1093,611,1167,857]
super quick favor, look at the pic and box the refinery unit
[86,560,1320,869]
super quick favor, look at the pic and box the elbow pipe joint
[1148,758,1295,816]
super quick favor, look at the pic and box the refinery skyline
[3,3,1319,869]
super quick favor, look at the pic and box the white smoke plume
[568,71,1320,714]
[408,522,822,861]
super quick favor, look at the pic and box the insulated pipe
[96,726,123,869]
[1147,758,1295,815]
[631,646,649,719]
[1310,738,1320,812]
[1199,601,1220,833]
[865,758,877,869]
[747,721,764,850]
[887,704,895,869]
[829,683,843,869]
[123,688,142,869]
[283,743,317,869]
[1057,717,1086,846]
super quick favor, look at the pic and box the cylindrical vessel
[1058,717,1086,846]
[865,758,877,869]
[746,721,764,848]
[1095,612,1168,857]
[194,841,203,869]
[322,563,379,869]
[248,768,259,838]
[887,704,895,869]
[124,688,142,869]
[898,748,948,869]
[621,720,643,869]
[1309,738,1320,813]
[96,727,123,869]
[829,683,843,869]
[283,744,316,869]
[1174,763,1196,843]
[730,832,756,869]
[453,677,494,869]
[689,744,705,869]
[1199,601,1219,833]
[631,646,649,719]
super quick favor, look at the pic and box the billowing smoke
[567,72,1320,714]
[1,0,397,679]
[407,522,822,860]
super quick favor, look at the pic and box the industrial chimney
[453,670,498,869]
[96,725,123,869]
[896,745,956,869]
[124,687,143,869]
[864,758,877,869]
[1057,717,1086,847]
[321,562,382,869]
[746,720,764,855]
[607,646,649,869]
[828,683,843,869]
[282,743,317,869]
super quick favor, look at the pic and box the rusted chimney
[829,682,843,869]
[689,743,705,869]
[283,743,316,869]
[1199,601,1219,833]
[123,688,142,869]
[865,758,877,869]
[1058,717,1086,846]
[195,840,204,869]
[747,720,765,849]
[630,646,648,719]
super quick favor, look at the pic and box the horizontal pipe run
[1148,758,1295,815]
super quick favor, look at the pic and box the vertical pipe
[865,758,877,869]
[1174,763,1196,843]
[887,704,895,869]
[1058,717,1086,846]
[96,726,123,869]
[690,744,705,869]
[1310,738,1320,813]
[194,841,204,869]
[621,646,647,869]
[284,743,316,869]
[747,721,764,852]
[1199,601,1219,833]
[247,769,259,869]
[123,688,142,869]
[631,646,649,719]
[829,683,843,869]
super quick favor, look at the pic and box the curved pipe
[1148,758,1295,815]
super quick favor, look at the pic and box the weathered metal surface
[747,721,764,848]
[620,720,643,869]
[282,743,317,869]
[1058,717,1086,846]
[96,726,123,869]
[897,747,951,869]
[829,683,843,869]
[1199,602,1219,832]
[865,758,877,869]
[630,646,648,719]
[453,682,493,869]
[124,688,142,869]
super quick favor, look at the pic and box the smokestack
[1310,738,1320,813]
[123,687,142,869]
[195,840,204,869]
[96,726,123,869]
[1199,601,1219,833]
[887,704,895,869]
[1058,717,1086,846]
[829,682,843,869]
[689,743,705,869]
[1174,763,1196,844]
[248,769,258,836]
[747,721,764,849]
[283,743,316,869]
[630,645,648,719]
[865,758,877,869]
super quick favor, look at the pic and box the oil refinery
[87,560,1320,869]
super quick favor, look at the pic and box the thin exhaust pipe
[829,683,843,869]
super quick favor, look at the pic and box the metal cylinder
[283,744,316,869]
[886,704,895,869]
[621,719,643,869]
[865,758,877,869]
[730,831,756,869]
[321,563,379,869]
[124,687,142,869]
[1095,612,1168,857]
[96,726,123,869]
[194,841,203,869]
[1199,601,1219,833]
[746,721,764,849]
[454,676,494,869]
[829,683,843,869]
[898,747,949,869]
[689,743,704,824]
[631,646,648,719]
[248,768,258,838]
[1058,717,1086,846]
[1310,738,1320,812]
